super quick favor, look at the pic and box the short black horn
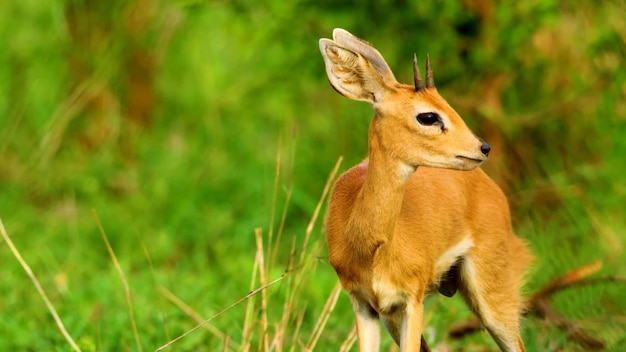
[413,53,425,92]
[425,54,435,88]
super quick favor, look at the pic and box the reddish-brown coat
[320,28,533,352]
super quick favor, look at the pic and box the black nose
[480,140,491,157]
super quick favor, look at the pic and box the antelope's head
[319,28,490,171]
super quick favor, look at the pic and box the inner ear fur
[331,28,397,87]
[319,38,392,103]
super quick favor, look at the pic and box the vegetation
[0,0,624,351]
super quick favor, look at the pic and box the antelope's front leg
[350,294,381,352]
[400,298,424,352]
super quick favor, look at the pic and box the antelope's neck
[346,120,415,255]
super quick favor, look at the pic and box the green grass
[1,0,625,351]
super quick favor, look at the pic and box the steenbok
[320,28,533,352]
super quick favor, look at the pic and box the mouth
[455,155,486,163]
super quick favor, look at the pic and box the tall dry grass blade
[587,206,622,261]
[278,157,343,351]
[157,286,238,351]
[267,133,282,262]
[531,260,603,301]
[254,228,270,352]
[305,281,343,351]
[272,238,299,351]
[242,237,262,352]
[139,238,172,342]
[39,74,107,166]
[271,133,296,270]
[288,305,307,352]
[285,243,324,349]
[222,335,230,352]
[271,155,346,352]
[286,157,343,314]
[338,326,357,352]
[155,273,287,352]
[92,210,142,352]
[0,218,81,352]
[299,156,343,265]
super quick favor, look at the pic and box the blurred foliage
[0,0,625,350]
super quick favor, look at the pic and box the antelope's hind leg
[392,299,425,352]
[459,247,530,352]
[382,311,402,347]
[382,312,431,352]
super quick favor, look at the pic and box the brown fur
[320,29,533,352]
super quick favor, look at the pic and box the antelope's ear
[332,28,397,87]
[319,38,394,104]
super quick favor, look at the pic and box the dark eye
[416,112,440,126]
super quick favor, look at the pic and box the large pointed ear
[319,32,397,104]
[331,28,397,87]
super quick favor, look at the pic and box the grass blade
[299,156,342,265]
[157,286,239,351]
[255,228,269,352]
[0,218,81,352]
[155,273,287,351]
[305,281,343,351]
[338,326,357,352]
[92,210,142,352]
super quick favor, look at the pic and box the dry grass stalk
[156,273,287,351]
[267,134,282,259]
[275,239,299,351]
[139,240,172,342]
[39,74,108,166]
[305,281,343,351]
[250,155,343,351]
[338,325,357,352]
[300,157,343,265]
[270,156,344,351]
[255,228,270,352]
[222,335,231,352]
[530,260,602,301]
[0,218,81,352]
[242,240,261,352]
[92,209,142,352]
[288,308,306,352]
[157,286,238,350]
[156,155,343,351]
[271,136,296,270]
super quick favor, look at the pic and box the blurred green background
[1,0,625,351]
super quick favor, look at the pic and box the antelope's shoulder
[326,160,368,237]
[329,160,368,205]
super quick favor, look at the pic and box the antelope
[320,29,533,352]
